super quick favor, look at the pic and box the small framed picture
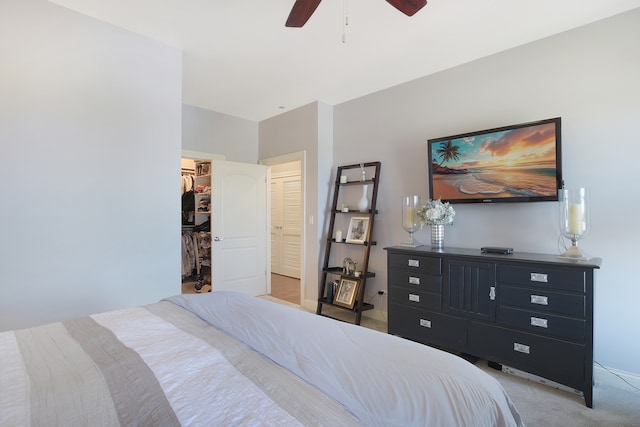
[334,278,360,309]
[346,217,370,244]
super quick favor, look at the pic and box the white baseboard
[362,294,388,322]
[501,363,640,395]
[594,363,640,390]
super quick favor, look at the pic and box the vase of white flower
[430,224,445,248]
[417,199,455,248]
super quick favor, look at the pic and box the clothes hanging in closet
[181,172,195,225]
[181,231,199,278]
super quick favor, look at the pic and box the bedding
[1,291,524,426]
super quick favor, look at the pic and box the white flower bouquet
[418,199,455,226]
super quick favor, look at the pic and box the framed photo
[346,217,370,244]
[334,278,360,309]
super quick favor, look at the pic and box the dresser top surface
[384,245,601,269]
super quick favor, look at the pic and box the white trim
[260,151,306,306]
[594,363,640,390]
[260,151,304,166]
[181,150,225,160]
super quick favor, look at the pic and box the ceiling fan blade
[285,0,323,27]
[385,0,427,17]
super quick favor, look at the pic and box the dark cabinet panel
[444,259,496,322]
[385,245,600,408]
[388,252,442,274]
[388,286,441,311]
[389,302,467,352]
[469,322,585,391]
[498,264,586,292]
[498,306,585,341]
[500,285,585,317]
[388,269,442,294]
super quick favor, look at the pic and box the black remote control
[481,246,513,255]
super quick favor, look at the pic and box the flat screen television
[427,117,563,204]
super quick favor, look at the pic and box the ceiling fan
[285,0,427,27]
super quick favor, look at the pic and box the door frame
[260,151,306,305]
[181,150,226,161]
[181,150,225,293]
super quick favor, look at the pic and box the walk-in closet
[181,158,212,293]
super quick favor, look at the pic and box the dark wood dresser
[385,245,601,407]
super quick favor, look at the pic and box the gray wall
[259,102,334,304]
[331,9,640,376]
[0,0,182,330]
[182,104,258,162]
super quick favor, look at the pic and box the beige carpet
[259,295,640,427]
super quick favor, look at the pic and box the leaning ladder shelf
[316,161,381,325]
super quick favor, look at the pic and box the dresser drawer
[389,269,442,293]
[469,322,585,390]
[388,252,441,274]
[389,286,441,311]
[500,285,585,317]
[498,306,585,342]
[389,303,467,351]
[498,265,585,292]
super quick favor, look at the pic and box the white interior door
[271,173,301,278]
[211,160,267,296]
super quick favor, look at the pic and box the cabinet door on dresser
[443,259,496,322]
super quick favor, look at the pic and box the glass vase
[558,187,589,260]
[357,185,369,212]
[400,195,421,247]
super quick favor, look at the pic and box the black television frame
[427,117,563,204]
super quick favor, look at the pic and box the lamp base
[399,231,422,247]
[557,244,588,261]
[398,242,423,247]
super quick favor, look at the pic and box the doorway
[181,151,268,297]
[261,152,305,305]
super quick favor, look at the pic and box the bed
[1,291,524,426]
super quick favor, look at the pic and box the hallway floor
[270,273,300,305]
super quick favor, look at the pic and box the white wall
[182,104,258,162]
[331,9,640,376]
[0,0,182,330]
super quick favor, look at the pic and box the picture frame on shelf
[334,278,360,309]
[346,217,370,244]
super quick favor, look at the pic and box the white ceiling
[49,0,640,122]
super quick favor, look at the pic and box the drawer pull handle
[408,259,420,268]
[419,319,432,328]
[408,293,420,303]
[530,272,548,283]
[530,317,548,328]
[408,276,420,285]
[489,286,496,301]
[514,343,530,354]
[530,295,549,305]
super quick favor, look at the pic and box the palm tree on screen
[436,141,461,166]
